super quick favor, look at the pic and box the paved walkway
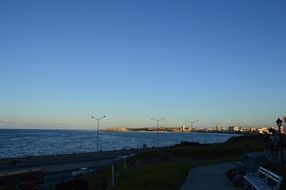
[180,162,238,190]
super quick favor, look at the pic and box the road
[0,150,139,189]
[0,149,138,172]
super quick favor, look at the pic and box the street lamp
[276,118,284,164]
[185,120,199,142]
[91,115,106,160]
[151,118,165,147]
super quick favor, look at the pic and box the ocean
[0,129,237,158]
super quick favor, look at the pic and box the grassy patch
[115,161,190,190]
[89,135,265,190]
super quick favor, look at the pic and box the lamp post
[91,115,106,160]
[185,120,199,142]
[276,118,284,164]
[151,118,165,147]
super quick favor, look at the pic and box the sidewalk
[180,162,238,190]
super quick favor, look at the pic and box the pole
[190,122,193,142]
[157,120,159,147]
[278,125,284,163]
[276,118,284,164]
[97,119,99,160]
[151,118,165,147]
[91,116,106,161]
[112,164,115,187]
[216,125,219,143]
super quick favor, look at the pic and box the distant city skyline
[1,0,286,129]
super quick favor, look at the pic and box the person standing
[263,131,270,152]
[271,130,279,157]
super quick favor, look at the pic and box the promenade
[180,162,238,190]
[0,149,139,188]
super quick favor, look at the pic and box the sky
[0,0,286,129]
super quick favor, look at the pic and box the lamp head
[276,118,282,127]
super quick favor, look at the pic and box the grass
[89,134,266,190]
[115,161,190,190]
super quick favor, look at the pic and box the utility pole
[151,118,165,147]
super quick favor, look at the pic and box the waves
[0,129,236,158]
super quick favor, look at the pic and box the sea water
[0,129,237,158]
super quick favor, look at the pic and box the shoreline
[0,137,232,164]
[0,141,214,161]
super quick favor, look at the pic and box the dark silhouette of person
[271,130,279,157]
[263,131,270,152]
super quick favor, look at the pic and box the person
[263,131,270,152]
[271,130,279,157]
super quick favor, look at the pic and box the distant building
[242,127,257,133]
[181,125,186,132]
[258,127,269,134]
[250,128,257,132]
[228,125,241,132]
[234,126,241,132]
[216,126,225,131]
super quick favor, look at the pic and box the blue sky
[0,0,285,129]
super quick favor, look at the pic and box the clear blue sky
[0,0,285,129]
